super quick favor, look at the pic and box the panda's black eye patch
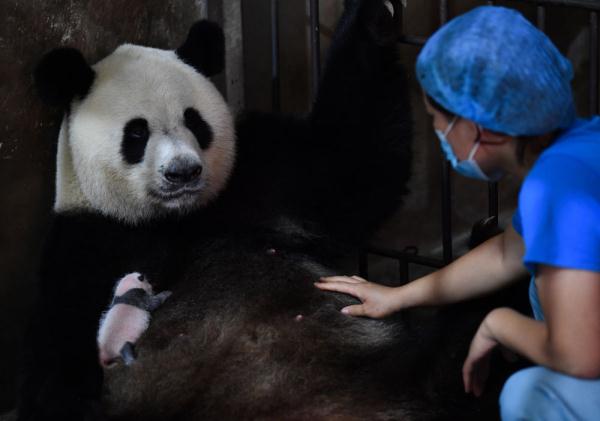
[184,107,213,149]
[121,118,150,165]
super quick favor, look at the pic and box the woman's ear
[479,127,513,145]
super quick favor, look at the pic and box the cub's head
[35,21,235,224]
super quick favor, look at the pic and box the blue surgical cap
[416,6,576,136]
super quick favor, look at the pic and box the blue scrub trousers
[498,278,600,420]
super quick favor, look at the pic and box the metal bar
[368,245,446,269]
[438,0,453,264]
[309,0,321,102]
[399,259,410,284]
[271,0,281,112]
[591,11,599,115]
[397,35,428,46]
[440,0,448,25]
[488,182,499,220]
[536,5,546,31]
[518,0,600,11]
[441,160,453,263]
[359,250,369,278]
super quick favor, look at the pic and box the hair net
[416,6,576,136]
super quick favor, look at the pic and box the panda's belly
[101,244,411,420]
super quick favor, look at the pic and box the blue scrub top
[512,117,600,320]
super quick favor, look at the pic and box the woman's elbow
[561,355,600,379]
[549,341,600,379]
[569,364,600,379]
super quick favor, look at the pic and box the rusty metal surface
[0,0,206,411]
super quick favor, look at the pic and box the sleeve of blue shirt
[513,154,600,274]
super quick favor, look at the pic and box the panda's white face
[57,44,235,223]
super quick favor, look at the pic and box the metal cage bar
[271,0,281,112]
[590,10,599,115]
[439,0,454,265]
[309,0,321,102]
[536,5,547,31]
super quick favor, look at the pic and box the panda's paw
[363,0,403,46]
[383,1,395,17]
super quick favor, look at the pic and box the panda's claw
[120,342,137,366]
[360,0,403,46]
[148,290,172,312]
[384,0,394,17]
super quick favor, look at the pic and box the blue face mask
[435,117,504,182]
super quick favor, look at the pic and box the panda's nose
[164,161,203,185]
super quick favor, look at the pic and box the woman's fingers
[462,360,472,394]
[341,304,366,316]
[319,275,365,284]
[316,275,396,318]
[314,280,361,298]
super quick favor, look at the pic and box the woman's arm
[488,266,600,375]
[463,265,600,396]
[315,225,528,317]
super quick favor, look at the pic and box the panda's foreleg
[119,342,137,366]
[17,299,107,421]
[306,0,412,242]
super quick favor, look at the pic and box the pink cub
[97,272,171,367]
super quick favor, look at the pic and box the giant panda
[16,1,436,420]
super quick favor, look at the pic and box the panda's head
[35,21,235,224]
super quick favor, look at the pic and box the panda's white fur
[55,44,236,224]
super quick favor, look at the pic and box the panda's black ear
[34,48,96,108]
[176,21,225,77]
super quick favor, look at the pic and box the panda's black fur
[15,1,452,420]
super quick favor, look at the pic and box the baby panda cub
[97,273,171,367]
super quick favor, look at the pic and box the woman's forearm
[486,307,600,379]
[397,226,528,308]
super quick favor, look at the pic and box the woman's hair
[426,95,455,119]
[426,94,555,165]
[515,135,556,165]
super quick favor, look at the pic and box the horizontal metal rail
[367,246,446,269]
[397,35,427,46]
[518,0,600,11]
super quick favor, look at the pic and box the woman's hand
[462,315,499,397]
[314,275,402,318]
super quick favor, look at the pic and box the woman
[315,6,600,420]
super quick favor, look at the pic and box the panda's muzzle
[163,160,203,186]
[150,158,205,203]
